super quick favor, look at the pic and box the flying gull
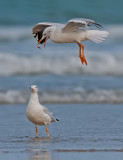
[32,18,109,65]
[26,85,59,137]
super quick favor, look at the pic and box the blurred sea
[0,0,123,104]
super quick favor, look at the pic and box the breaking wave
[107,25,123,43]
[0,52,123,76]
[0,26,32,41]
[0,89,123,104]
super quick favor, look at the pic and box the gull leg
[46,124,50,138]
[77,42,87,65]
[77,42,82,64]
[80,43,87,65]
[35,125,38,137]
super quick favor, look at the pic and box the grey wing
[62,18,103,33]
[42,106,57,122]
[32,22,54,44]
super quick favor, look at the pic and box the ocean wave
[107,25,123,43]
[0,89,123,104]
[0,52,123,76]
[0,26,32,41]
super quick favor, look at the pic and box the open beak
[44,38,47,47]
[38,36,47,47]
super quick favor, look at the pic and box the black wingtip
[88,22,103,29]
[56,119,59,121]
[95,23,103,29]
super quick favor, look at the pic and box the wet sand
[0,104,123,160]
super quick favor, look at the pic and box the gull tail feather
[51,117,59,122]
[86,30,109,43]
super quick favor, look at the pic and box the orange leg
[77,42,82,62]
[35,125,38,137]
[46,124,50,138]
[77,42,87,65]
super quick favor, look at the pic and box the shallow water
[1,103,123,160]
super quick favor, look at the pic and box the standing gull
[26,85,59,138]
[32,18,109,65]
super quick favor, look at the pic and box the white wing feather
[62,18,103,32]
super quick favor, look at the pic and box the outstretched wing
[32,22,54,44]
[62,18,103,33]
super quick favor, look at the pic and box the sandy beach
[1,104,123,160]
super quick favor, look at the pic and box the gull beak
[44,38,47,47]
[38,36,47,47]
[38,38,44,44]
[30,87,34,92]
[31,88,35,92]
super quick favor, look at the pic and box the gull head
[30,85,38,93]
[38,27,53,47]
[42,27,52,40]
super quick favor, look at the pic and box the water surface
[1,104,123,160]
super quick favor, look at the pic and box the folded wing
[42,105,58,122]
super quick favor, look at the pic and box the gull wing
[32,22,54,44]
[42,105,57,122]
[62,18,103,33]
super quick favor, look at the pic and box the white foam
[0,89,123,104]
[0,26,32,41]
[0,90,27,104]
[0,52,123,76]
